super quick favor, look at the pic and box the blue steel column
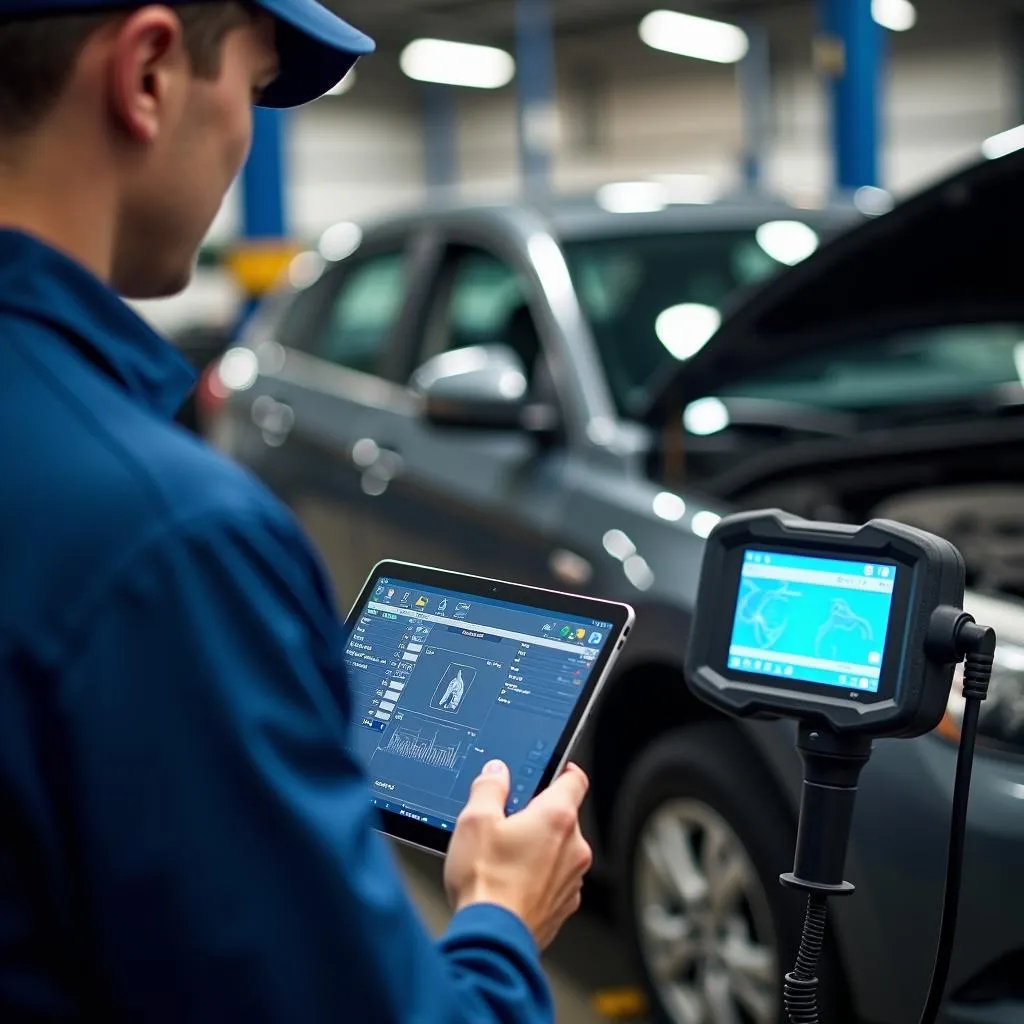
[819,0,882,192]
[243,106,286,240]
[423,84,458,193]
[236,106,288,326]
[737,19,772,190]
[515,0,556,195]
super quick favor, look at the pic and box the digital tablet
[342,561,635,856]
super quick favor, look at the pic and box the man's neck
[0,133,117,282]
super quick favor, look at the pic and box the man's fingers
[462,759,511,817]
[535,762,590,811]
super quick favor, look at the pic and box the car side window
[309,249,407,376]
[421,247,548,387]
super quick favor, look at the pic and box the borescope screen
[727,550,897,694]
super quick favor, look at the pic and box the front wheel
[611,723,845,1024]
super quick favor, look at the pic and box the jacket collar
[0,229,197,419]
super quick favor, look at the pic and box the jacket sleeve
[55,501,553,1024]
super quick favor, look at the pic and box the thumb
[466,759,511,814]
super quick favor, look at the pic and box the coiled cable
[784,893,829,1024]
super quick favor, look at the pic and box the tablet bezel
[345,560,635,856]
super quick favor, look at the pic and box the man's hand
[444,760,593,950]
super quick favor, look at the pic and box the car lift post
[515,0,557,197]
[817,0,883,193]
[423,84,459,195]
[230,106,295,332]
[737,17,772,191]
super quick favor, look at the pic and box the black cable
[784,893,829,1024]
[917,644,993,1024]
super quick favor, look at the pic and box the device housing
[685,509,966,738]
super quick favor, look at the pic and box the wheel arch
[588,659,796,856]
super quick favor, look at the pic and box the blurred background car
[196,149,1024,1024]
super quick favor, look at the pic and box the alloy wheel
[634,798,780,1024]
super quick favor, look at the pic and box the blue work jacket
[0,229,551,1023]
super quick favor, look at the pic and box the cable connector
[956,621,995,703]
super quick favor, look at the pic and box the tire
[611,723,846,1024]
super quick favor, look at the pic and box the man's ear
[107,7,189,143]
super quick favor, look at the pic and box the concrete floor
[394,844,646,1024]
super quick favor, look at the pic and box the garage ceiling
[326,0,805,49]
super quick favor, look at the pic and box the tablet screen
[343,573,619,834]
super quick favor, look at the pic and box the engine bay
[678,416,1024,600]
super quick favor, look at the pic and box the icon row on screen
[839,674,873,690]
[863,565,892,578]
[730,656,793,678]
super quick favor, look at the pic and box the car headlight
[938,591,1024,751]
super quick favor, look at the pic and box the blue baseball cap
[0,0,375,108]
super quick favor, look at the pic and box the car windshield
[715,323,1024,412]
[561,224,823,415]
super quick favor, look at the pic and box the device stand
[779,725,873,1024]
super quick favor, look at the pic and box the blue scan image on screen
[727,551,897,693]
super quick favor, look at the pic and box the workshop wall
[201,0,1013,240]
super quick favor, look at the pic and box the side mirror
[411,344,557,433]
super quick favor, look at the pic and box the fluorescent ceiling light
[684,397,731,436]
[400,39,515,89]
[690,510,722,539]
[872,0,917,31]
[318,221,363,262]
[755,220,820,266]
[639,10,749,64]
[218,348,259,392]
[982,124,1024,160]
[652,492,687,522]
[652,173,719,204]
[288,251,326,289]
[326,70,357,97]
[623,554,655,590]
[596,181,668,214]
[853,185,895,216]
[603,529,637,561]
[655,303,722,361]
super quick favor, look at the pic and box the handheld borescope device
[685,510,995,1024]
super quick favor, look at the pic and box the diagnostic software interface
[728,550,897,693]
[343,578,613,831]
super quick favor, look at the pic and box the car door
[241,232,431,607]
[347,236,573,588]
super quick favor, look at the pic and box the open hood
[644,147,1024,422]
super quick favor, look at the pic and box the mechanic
[0,3,592,1021]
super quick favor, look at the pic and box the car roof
[352,189,860,245]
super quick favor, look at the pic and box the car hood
[644,148,1024,421]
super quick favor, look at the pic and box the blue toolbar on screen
[728,550,897,693]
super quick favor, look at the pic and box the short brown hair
[0,2,253,136]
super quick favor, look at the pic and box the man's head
[0,1,372,298]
